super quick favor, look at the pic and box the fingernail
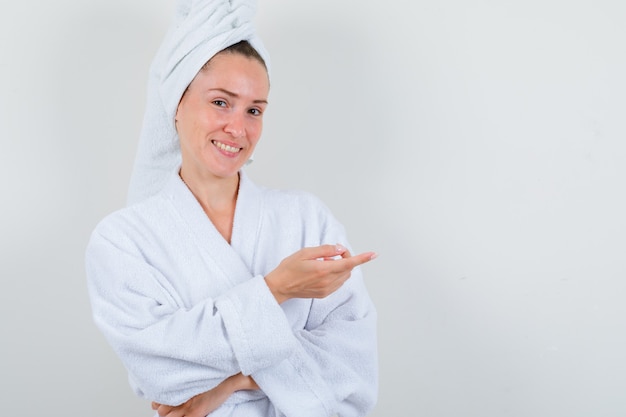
[370,252,378,260]
[335,243,346,252]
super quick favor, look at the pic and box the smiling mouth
[212,140,242,154]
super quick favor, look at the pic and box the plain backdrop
[1,0,625,416]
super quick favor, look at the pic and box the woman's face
[176,52,269,181]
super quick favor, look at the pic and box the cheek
[176,116,194,144]
[175,103,193,137]
[182,113,210,139]
[248,120,263,142]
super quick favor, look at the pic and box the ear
[174,103,182,132]
[174,94,185,123]
[175,86,191,123]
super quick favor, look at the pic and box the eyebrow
[208,88,268,104]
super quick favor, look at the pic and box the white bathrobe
[86,171,378,417]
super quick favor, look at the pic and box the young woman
[86,2,378,417]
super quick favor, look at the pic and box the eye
[248,108,262,116]
[212,100,227,107]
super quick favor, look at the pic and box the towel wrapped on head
[127,0,270,205]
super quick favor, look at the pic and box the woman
[86,2,378,417]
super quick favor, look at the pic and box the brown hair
[180,41,268,101]
[201,40,267,72]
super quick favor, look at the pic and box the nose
[224,112,245,138]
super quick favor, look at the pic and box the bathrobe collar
[162,169,263,285]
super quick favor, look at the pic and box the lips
[212,140,242,154]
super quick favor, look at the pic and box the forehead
[189,53,269,98]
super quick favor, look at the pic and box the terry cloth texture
[87,171,378,416]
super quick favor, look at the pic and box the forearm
[88,237,297,406]
[151,373,260,416]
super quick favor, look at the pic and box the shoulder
[256,185,346,242]
[88,194,172,247]
[241,170,331,213]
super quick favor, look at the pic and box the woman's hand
[265,244,377,304]
[151,373,259,417]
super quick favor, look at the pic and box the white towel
[127,0,270,205]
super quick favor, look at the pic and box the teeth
[213,141,241,153]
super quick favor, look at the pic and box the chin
[205,158,246,178]
[213,167,243,179]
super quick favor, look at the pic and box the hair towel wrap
[127,0,270,205]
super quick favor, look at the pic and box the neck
[179,169,239,208]
[179,169,240,243]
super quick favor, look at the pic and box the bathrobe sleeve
[86,216,299,406]
[252,195,378,417]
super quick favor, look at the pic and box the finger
[157,405,174,417]
[353,251,378,265]
[299,244,347,260]
[321,251,349,260]
[335,251,378,270]
[339,248,353,259]
[167,409,184,417]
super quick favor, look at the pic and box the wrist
[241,375,259,391]
[226,373,257,392]
[221,374,241,395]
[264,272,288,304]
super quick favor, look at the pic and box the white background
[1,0,625,416]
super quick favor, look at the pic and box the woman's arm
[87,197,377,414]
[87,227,369,410]
[86,229,298,407]
[143,243,376,417]
[253,202,379,417]
[151,373,259,417]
